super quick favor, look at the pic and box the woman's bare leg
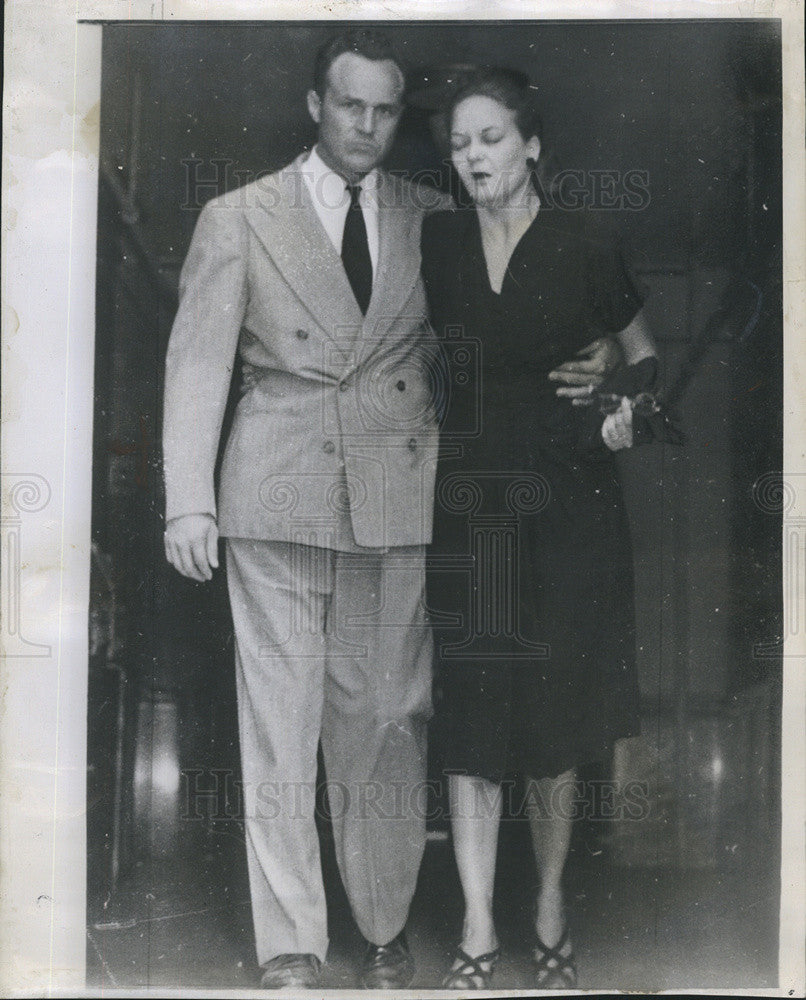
[448,773,503,959]
[525,768,576,951]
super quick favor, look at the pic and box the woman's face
[450,94,540,209]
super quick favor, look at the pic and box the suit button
[408,438,417,451]
[323,440,336,454]
[295,329,309,340]
[397,380,406,391]
[339,381,350,392]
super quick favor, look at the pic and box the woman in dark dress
[420,68,657,989]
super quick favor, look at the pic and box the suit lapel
[245,160,422,355]
[244,154,364,346]
[361,171,422,347]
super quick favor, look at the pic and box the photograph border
[2,1,804,995]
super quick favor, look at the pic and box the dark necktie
[341,184,373,314]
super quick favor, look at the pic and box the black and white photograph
[2,3,804,996]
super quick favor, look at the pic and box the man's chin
[345,151,382,174]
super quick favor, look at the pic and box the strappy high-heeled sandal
[531,924,577,989]
[441,946,501,990]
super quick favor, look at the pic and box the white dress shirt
[301,145,380,278]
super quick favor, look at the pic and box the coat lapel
[244,159,422,355]
[361,171,422,347]
[244,154,364,346]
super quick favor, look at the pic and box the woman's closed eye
[451,131,505,152]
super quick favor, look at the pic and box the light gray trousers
[225,539,433,965]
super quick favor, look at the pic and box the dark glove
[575,357,686,454]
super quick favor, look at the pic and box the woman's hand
[601,396,633,451]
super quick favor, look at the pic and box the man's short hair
[313,29,406,97]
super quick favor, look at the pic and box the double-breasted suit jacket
[163,152,445,550]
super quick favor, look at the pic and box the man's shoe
[259,953,322,989]
[359,930,415,989]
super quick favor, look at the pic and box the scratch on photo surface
[86,929,119,988]
[93,899,250,931]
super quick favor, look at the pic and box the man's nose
[356,107,376,135]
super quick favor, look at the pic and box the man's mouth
[471,171,491,181]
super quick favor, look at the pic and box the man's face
[307,52,404,181]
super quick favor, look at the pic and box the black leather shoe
[259,953,322,989]
[359,930,415,989]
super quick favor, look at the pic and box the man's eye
[483,134,503,144]
[450,137,470,151]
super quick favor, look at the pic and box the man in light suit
[163,30,448,990]
[163,29,618,989]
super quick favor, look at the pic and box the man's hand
[164,513,219,582]
[548,337,623,398]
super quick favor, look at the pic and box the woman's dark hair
[313,29,406,97]
[447,66,543,144]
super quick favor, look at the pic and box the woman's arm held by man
[548,307,657,396]
[591,310,658,450]
[614,308,657,366]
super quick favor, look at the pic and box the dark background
[87,19,782,984]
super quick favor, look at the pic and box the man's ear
[527,136,541,162]
[307,89,322,125]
